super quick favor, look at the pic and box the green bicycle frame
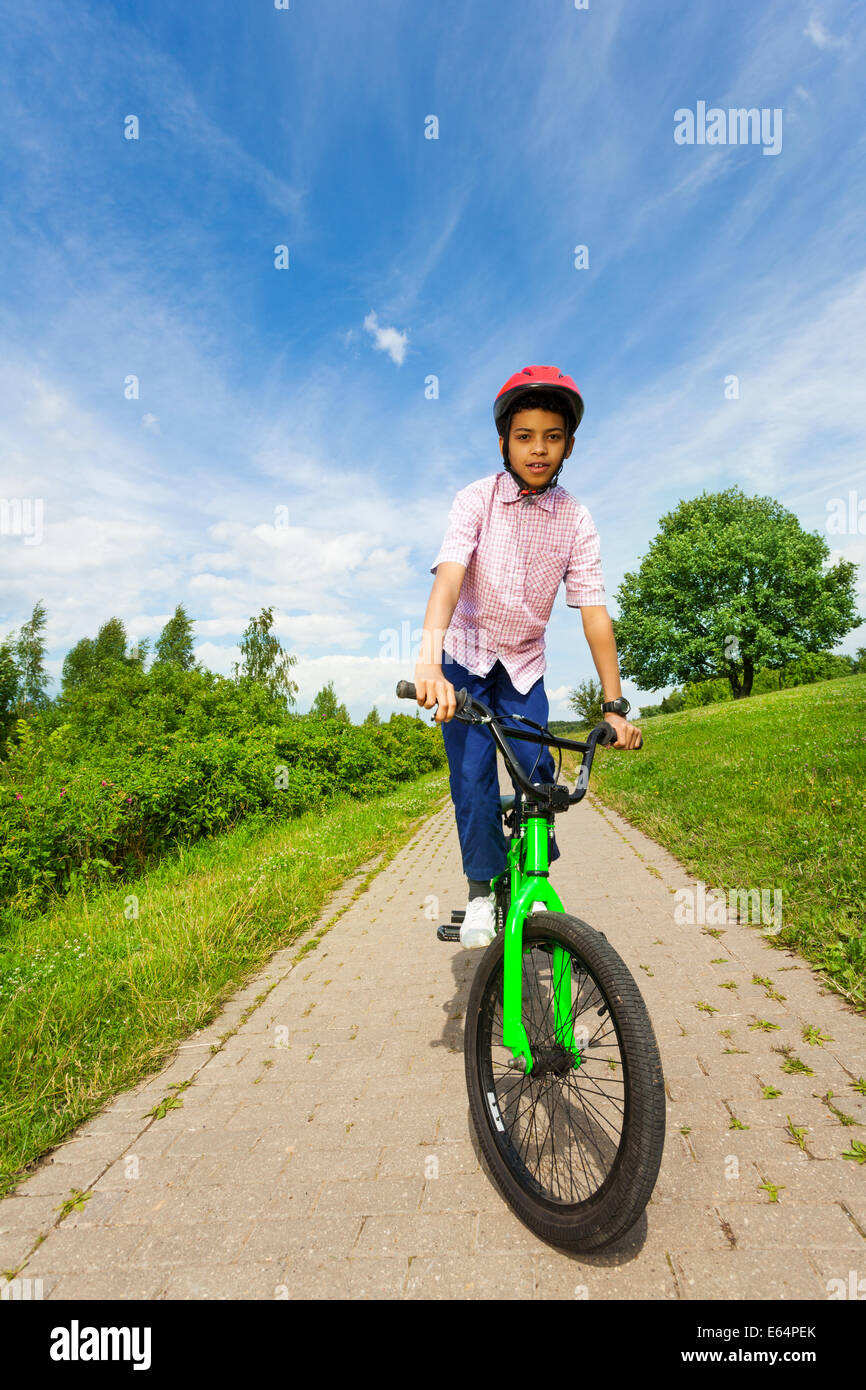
[497,806,578,1075]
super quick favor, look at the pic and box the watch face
[619,697,630,715]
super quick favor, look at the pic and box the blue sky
[1,0,864,720]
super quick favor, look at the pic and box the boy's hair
[498,389,574,440]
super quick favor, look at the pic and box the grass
[758,1180,784,1202]
[785,1116,808,1150]
[817,1090,860,1126]
[0,768,449,1195]
[579,675,866,1006]
[780,1057,814,1076]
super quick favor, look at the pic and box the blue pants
[439,649,561,882]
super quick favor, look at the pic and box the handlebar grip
[395,680,469,714]
[595,720,642,749]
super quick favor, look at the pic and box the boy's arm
[413,562,465,723]
[579,605,642,750]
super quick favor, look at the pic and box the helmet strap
[505,460,564,497]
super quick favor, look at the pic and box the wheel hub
[529,1043,575,1078]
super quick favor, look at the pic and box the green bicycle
[396,679,666,1251]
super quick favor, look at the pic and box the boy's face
[499,407,575,489]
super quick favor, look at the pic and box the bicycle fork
[499,813,579,1075]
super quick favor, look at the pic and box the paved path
[2,773,864,1300]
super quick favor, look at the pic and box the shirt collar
[498,468,558,512]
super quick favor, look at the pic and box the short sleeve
[430,487,483,573]
[564,508,606,606]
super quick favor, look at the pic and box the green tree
[61,636,96,691]
[232,606,299,709]
[153,605,197,670]
[93,617,129,669]
[0,632,21,752]
[614,487,860,698]
[61,616,134,692]
[363,705,382,726]
[568,677,603,726]
[310,680,350,722]
[14,600,51,714]
[661,688,685,713]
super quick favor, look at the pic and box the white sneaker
[459,894,496,948]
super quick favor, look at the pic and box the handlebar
[395,678,633,810]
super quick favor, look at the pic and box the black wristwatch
[602,697,630,716]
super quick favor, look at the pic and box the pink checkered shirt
[430,470,607,694]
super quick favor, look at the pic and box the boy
[413,364,643,947]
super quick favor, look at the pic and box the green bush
[654,653,856,714]
[682,677,734,708]
[0,668,446,926]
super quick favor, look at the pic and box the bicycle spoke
[544,1063,592,1198]
[480,936,628,1206]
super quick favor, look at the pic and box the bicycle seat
[500,794,515,812]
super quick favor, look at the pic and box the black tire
[464,911,666,1251]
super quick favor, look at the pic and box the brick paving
[1,772,864,1301]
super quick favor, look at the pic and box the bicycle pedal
[437,924,461,943]
[450,909,465,923]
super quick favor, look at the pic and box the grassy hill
[580,675,865,1006]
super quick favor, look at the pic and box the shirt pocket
[525,550,569,620]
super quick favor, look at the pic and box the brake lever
[455,697,491,726]
[461,708,491,726]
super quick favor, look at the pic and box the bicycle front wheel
[464,911,665,1251]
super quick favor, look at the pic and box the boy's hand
[604,713,643,750]
[413,663,458,723]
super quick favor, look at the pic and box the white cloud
[363,310,409,366]
[288,653,433,717]
[191,640,239,677]
[804,15,848,50]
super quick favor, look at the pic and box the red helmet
[494,365,584,496]
[494,365,584,437]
